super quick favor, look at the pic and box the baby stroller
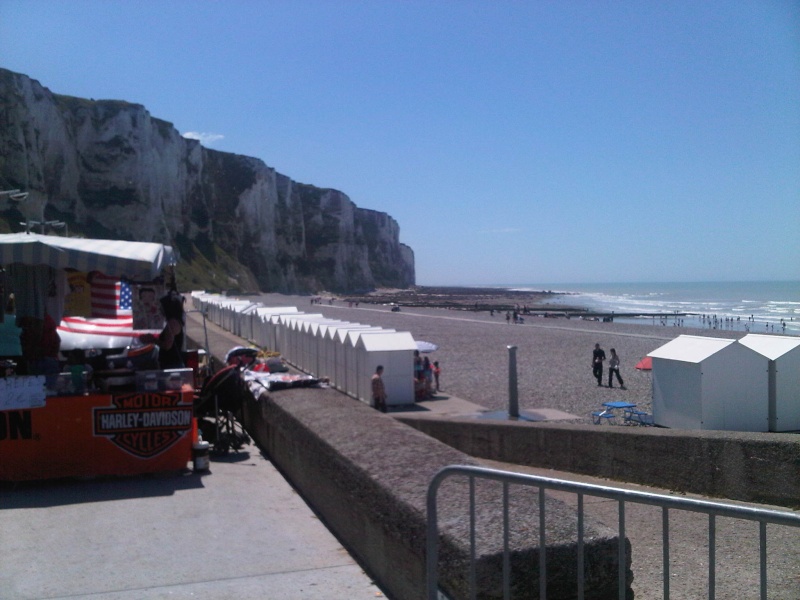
[193,363,251,453]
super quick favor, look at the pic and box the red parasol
[635,356,652,370]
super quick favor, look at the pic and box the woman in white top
[608,348,625,389]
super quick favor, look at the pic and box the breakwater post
[508,345,519,418]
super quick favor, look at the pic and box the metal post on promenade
[508,345,519,418]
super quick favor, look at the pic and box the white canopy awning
[0,233,175,280]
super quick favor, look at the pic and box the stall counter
[0,388,194,481]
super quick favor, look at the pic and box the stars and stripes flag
[90,272,132,318]
[58,273,150,350]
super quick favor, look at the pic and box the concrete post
[508,345,519,418]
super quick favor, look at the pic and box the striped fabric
[59,316,137,337]
[0,233,175,281]
[57,315,158,351]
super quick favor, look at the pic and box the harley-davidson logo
[93,392,192,458]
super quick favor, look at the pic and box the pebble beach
[248,290,800,599]
[255,289,745,422]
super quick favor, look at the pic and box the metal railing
[426,465,800,600]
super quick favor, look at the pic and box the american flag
[58,273,161,350]
[90,273,133,318]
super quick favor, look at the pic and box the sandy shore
[255,290,744,423]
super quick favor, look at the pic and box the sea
[504,281,800,336]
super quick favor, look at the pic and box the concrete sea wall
[239,386,628,600]
[395,416,800,509]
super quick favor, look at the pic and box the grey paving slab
[0,443,384,600]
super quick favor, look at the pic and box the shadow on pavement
[0,469,204,509]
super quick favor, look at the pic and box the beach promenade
[0,442,383,600]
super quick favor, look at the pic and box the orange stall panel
[0,390,193,481]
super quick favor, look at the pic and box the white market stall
[0,233,196,482]
[649,335,768,431]
[738,334,800,432]
[0,232,176,351]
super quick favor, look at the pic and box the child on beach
[433,361,441,392]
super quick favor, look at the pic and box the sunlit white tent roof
[738,334,800,360]
[648,335,735,363]
[0,232,175,280]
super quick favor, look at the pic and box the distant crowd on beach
[694,314,790,333]
[641,313,792,334]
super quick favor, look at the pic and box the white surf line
[322,305,676,341]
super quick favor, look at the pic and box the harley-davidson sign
[93,392,192,458]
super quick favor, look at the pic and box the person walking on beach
[371,365,387,413]
[608,348,625,389]
[592,343,606,386]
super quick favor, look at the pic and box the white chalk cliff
[0,68,415,293]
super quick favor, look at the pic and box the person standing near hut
[371,365,387,413]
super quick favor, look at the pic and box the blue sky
[2,1,798,285]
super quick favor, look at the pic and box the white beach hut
[222,300,254,333]
[252,307,298,349]
[297,318,320,372]
[311,321,346,380]
[272,314,289,354]
[195,292,223,320]
[344,328,394,397]
[328,324,372,391]
[649,335,767,431]
[738,334,800,432]
[355,331,416,407]
[200,294,224,326]
[283,314,323,368]
[235,302,263,340]
[303,319,343,376]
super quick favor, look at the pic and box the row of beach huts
[190,292,418,407]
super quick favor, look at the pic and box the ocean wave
[511,282,800,333]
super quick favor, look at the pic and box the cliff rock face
[0,68,415,293]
